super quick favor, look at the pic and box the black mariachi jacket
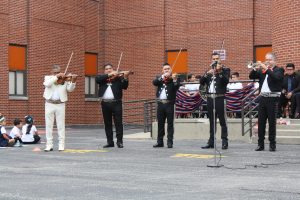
[96,74,128,100]
[153,76,180,102]
[200,67,230,94]
[249,66,284,92]
[282,73,297,93]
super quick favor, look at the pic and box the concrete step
[275,129,300,136]
[252,135,300,145]
[152,118,300,145]
[280,119,300,125]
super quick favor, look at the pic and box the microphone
[210,61,218,69]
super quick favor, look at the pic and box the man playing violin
[200,52,230,150]
[43,64,77,152]
[96,64,130,148]
[153,63,180,148]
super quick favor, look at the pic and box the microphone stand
[207,63,222,168]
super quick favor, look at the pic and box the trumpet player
[249,52,284,152]
[200,52,230,150]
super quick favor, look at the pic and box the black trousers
[207,96,228,145]
[101,101,123,144]
[258,97,279,145]
[291,92,300,117]
[278,94,289,117]
[157,102,175,144]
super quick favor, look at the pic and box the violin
[56,73,81,85]
[55,51,81,85]
[108,70,134,81]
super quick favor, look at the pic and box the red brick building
[0,0,299,125]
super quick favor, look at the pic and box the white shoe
[44,146,53,152]
[58,144,65,151]
[14,141,22,147]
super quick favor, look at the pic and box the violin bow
[116,52,123,72]
[171,48,183,71]
[64,51,74,75]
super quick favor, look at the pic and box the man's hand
[123,71,130,79]
[258,61,268,71]
[207,69,215,75]
[286,92,293,99]
[108,71,118,78]
[163,72,171,79]
[71,75,78,83]
[56,73,65,78]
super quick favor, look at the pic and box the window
[254,45,272,62]
[85,53,98,98]
[166,49,188,79]
[8,45,27,96]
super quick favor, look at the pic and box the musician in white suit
[43,65,77,152]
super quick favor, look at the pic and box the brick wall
[104,0,165,102]
[254,0,272,46]
[1,0,298,125]
[272,0,300,68]
[0,1,9,121]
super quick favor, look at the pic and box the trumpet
[247,61,270,69]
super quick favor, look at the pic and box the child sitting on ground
[9,118,23,147]
[0,115,16,147]
[21,116,40,144]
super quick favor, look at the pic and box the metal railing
[241,87,259,136]
[122,99,156,134]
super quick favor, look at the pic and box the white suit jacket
[43,75,76,102]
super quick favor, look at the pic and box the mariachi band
[94,50,289,153]
[38,50,293,152]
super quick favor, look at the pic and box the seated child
[0,115,16,147]
[9,118,23,147]
[21,116,40,144]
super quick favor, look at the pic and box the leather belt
[157,99,171,104]
[102,99,119,103]
[206,94,224,98]
[46,99,64,104]
[260,92,281,97]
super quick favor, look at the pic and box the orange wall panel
[255,46,272,62]
[85,53,97,75]
[8,45,26,70]
[167,51,188,73]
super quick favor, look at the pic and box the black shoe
[103,143,114,148]
[269,144,276,152]
[153,143,164,148]
[222,140,228,150]
[167,143,173,148]
[117,142,123,148]
[201,144,214,149]
[255,145,264,151]
[222,144,228,150]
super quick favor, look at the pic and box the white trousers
[45,102,66,148]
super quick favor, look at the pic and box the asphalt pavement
[0,127,299,200]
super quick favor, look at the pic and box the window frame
[84,52,98,99]
[8,44,27,97]
[85,75,98,98]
